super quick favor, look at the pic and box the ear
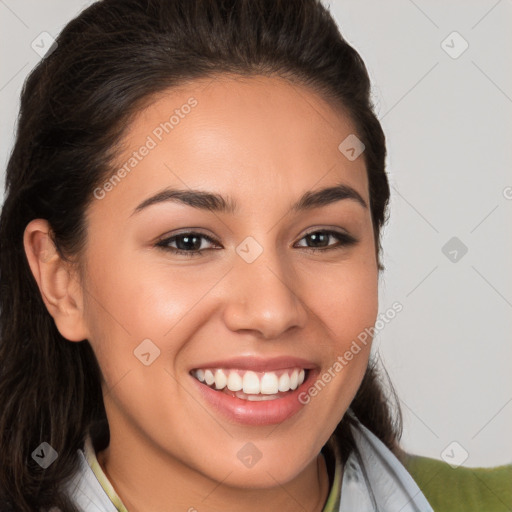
[23,219,89,342]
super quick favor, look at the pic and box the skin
[24,74,379,512]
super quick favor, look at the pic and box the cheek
[84,247,205,336]
[81,249,230,388]
[299,258,379,342]
[294,260,378,417]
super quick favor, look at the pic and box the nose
[221,245,308,340]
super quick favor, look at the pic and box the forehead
[92,74,369,219]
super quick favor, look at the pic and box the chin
[193,449,313,490]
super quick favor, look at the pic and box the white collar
[341,417,434,512]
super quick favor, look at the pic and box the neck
[96,430,332,512]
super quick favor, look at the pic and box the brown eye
[156,232,220,257]
[295,230,358,252]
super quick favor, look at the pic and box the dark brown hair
[0,0,400,509]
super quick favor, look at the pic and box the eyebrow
[130,182,368,217]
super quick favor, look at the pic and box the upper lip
[190,356,317,373]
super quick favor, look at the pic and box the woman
[1,1,508,511]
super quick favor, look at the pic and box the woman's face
[80,75,378,490]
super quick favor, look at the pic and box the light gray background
[1,0,511,468]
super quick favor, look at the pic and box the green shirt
[403,452,512,512]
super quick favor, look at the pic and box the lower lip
[191,370,318,426]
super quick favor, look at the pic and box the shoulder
[401,452,512,512]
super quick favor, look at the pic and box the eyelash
[155,230,358,258]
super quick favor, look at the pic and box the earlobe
[23,219,89,342]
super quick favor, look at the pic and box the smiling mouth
[191,367,308,401]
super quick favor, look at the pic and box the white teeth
[227,371,243,392]
[278,373,291,392]
[246,394,279,401]
[204,369,215,386]
[214,369,227,390]
[242,371,260,394]
[193,367,308,396]
[260,372,279,394]
[234,391,279,401]
[290,369,299,390]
